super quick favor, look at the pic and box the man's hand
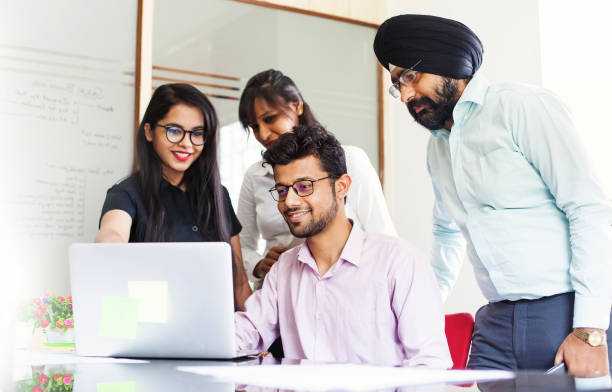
[253,246,288,279]
[555,328,609,377]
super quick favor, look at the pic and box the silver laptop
[69,242,257,359]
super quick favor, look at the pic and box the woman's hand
[253,246,289,279]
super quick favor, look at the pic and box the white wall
[539,0,612,196]
[384,0,543,315]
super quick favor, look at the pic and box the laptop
[69,242,258,359]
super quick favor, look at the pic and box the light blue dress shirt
[428,72,612,329]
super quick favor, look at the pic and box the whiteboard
[0,0,138,296]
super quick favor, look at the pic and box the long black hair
[238,69,318,132]
[133,83,229,243]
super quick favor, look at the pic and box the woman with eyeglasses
[95,83,251,310]
[237,69,397,288]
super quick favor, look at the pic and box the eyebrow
[274,176,316,186]
[390,67,405,84]
[164,122,205,130]
[256,110,275,120]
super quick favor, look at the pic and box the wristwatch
[573,329,607,347]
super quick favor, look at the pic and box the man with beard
[374,14,612,377]
[234,124,451,367]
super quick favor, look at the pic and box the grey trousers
[467,292,612,372]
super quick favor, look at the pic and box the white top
[237,145,397,286]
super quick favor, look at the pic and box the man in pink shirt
[235,124,451,367]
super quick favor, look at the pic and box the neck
[162,168,185,189]
[306,209,352,277]
[443,78,470,132]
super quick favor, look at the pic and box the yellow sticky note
[98,296,140,339]
[97,381,136,392]
[128,281,168,323]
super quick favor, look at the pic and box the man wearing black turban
[374,14,612,377]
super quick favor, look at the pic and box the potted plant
[15,367,74,392]
[20,292,75,346]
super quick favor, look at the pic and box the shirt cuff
[575,376,612,391]
[573,294,612,329]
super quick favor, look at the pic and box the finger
[554,347,564,366]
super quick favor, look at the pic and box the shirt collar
[457,71,489,106]
[252,159,274,176]
[296,220,364,272]
[429,72,489,136]
[160,177,184,192]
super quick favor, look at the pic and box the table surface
[12,349,611,392]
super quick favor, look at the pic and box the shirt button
[192,225,198,232]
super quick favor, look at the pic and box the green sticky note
[99,296,140,339]
[97,381,136,392]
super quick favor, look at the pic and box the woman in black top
[95,83,251,309]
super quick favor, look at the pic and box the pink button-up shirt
[235,224,452,368]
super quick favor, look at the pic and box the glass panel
[153,0,378,203]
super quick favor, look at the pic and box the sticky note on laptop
[128,280,168,323]
[97,381,136,392]
[99,296,140,339]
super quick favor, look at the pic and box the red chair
[445,312,475,369]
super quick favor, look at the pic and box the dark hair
[263,124,347,178]
[238,69,318,131]
[133,83,229,243]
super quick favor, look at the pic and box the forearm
[568,210,612,329]
[230,236,252,311]
[232,258,252,311]
[234,265,280,351]
[94,228,128,243]
[431,227,466,301]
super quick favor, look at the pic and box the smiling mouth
[413,104,426,114]
[172,151,192,162]
[285,209,310,223]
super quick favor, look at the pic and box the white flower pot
[44,327,75,344]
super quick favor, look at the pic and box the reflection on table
[13,350,612,392]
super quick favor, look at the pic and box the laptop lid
[69,242,236,359]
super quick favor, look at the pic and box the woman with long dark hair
[237,70,397,287]
[95,83,251,309]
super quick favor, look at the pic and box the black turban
[373,14,483,79]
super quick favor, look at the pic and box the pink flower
[64,319,73,328]
[32,386,42,392]
[55,320,63,328]
[57,296,65,302]
[54,374,62,383]
[62,374,72,385]
[40,319,49,328]
[33,298,42,305]
[39,374,48,384]
[34,309,44,319]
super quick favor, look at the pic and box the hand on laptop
[254,246,288,279]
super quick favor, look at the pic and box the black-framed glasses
[269,176,334,202]
[155,123,206,146]
[389,59,422,99]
